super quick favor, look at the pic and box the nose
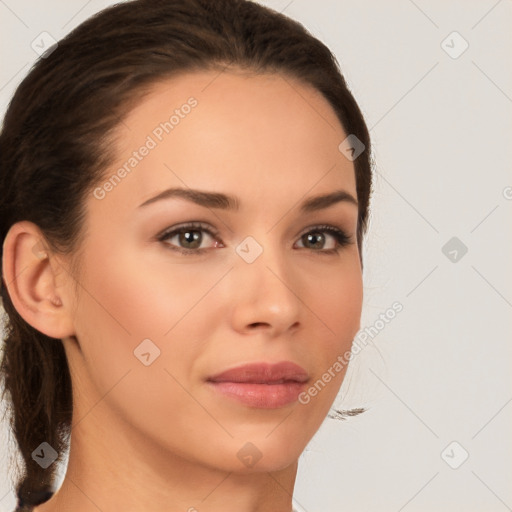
[229,240,302,337]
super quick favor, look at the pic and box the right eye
[157,222,224,255]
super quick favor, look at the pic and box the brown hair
[0,0,373,507]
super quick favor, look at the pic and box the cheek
[71,242,228,381]
[315,263,363,349]
[301,263,363,405]
[69,245,225,440]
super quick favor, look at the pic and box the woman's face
[63,69,363,473]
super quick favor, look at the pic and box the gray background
[1,1,511,511]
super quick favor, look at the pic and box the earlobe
[2,221,75,339]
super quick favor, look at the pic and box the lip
[206,361,309,409]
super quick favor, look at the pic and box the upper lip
[207,361,309,384]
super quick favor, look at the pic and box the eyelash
[156,221,353,256]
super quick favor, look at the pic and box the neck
[34,401,298,512]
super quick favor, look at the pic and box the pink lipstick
[206,361,309,409]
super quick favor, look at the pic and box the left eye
[296,228,346,251]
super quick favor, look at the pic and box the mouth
[206,361,309,409]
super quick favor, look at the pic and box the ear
[2,221,76,339]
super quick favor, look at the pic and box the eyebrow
[138,187,358,212]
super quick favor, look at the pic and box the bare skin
[3,69,363,512]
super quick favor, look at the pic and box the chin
[212,427,312,474]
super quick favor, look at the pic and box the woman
[0,0,373,510]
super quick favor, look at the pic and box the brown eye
[301,231,327,250]
[158,222,222,254]
[295,225,352,253]
[175,229,203,249]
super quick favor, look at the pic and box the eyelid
[157,221,219,240]
[297,223,348,238]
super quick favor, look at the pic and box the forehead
[91,69,356,216]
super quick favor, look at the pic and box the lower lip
[207,381,306,408]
